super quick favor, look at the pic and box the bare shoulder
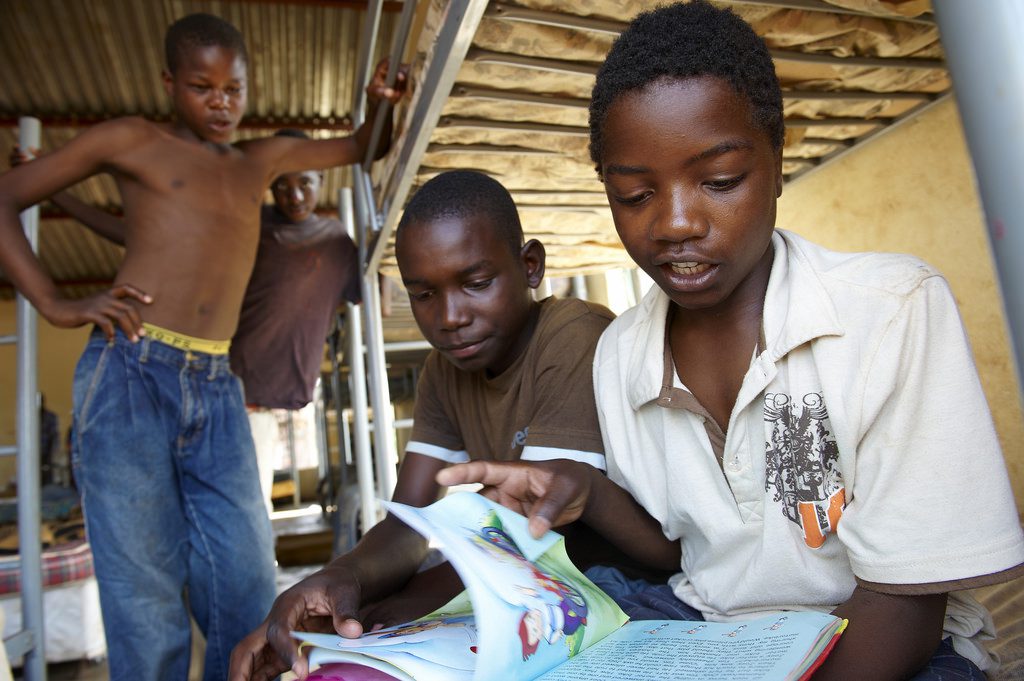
[82,116,158,144]
[234,133,291,160]
[57,116,163,165]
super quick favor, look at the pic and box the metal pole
[572,275,588,301]
[340,188,380,530]
[287,412,300,507]
[312,379,332,509]
[17,115,45,681]
[327,320,348,487]
[362,0,419,171]
[933,0,1024,399]
[341,408,354,467]
[352,0,384,127]
[361,259,397,501]
[365,0,490,275]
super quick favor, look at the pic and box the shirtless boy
[12,128,365,517]
[0,13,404,680]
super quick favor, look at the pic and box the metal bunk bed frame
[2,116,45,680]
[339,0,488,533]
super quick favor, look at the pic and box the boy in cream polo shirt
[438,3,1024,679]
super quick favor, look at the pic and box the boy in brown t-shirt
[229,170,626,681]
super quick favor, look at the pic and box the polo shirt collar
[624,229,844,411]
[762,230,845,361]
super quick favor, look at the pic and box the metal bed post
[352,0,420,504]
[933,0,1024,400]
[364,0,490,277]
[572,275,589,301]
[339,188,379,532]
[0,116,46,680]
[286,413,300,507]
[344,0,489,510]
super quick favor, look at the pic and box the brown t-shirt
[409,296,672,579]
[407,297,613,467]
[230,205,361,409]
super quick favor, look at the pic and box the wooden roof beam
[450,84,935,108]
[466,46,945,76]
[488,1,933,35]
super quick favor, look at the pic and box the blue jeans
[584,566,987,681]
[72,330,276,681]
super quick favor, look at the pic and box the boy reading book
[0,13,404,679]
[228,171,652,681]
[438,2,1024,680]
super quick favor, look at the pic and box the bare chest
[116,145,268,241]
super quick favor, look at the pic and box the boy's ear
[161,70,174,97]
[520,239,546,289]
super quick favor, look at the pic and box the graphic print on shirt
[763,392,845,548]
[511,426,529,449]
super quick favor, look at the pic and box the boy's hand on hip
[43,284,151,341]
[437,460,594,539]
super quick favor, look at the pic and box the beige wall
[776,97,1024,513]
[0,304,90,489]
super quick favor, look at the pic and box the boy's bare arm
[815,587,947,680]
[437,459,682,571]
[229,452,449,681]
[10,147,127,246]
[50,191,127,246]
[254,59,408,176]
[0,121,150,337]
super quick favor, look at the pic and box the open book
[296,493,846,681]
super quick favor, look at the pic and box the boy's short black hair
[589,0,784,172]
[165,13,249,74]
[397,171,523,258]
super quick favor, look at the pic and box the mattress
[0,539,105,664]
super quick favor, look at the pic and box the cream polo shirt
[594,229,1024,670]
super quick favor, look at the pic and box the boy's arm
[0,122,150,338]
[10,146,127,245]
[48,192,127,246]
[262,59,408,175]
[229,451,449,681]
[814,588,947,680]
[437,459,681,571]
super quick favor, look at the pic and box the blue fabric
[584,565,704,621]
[909,638,987,681]
[585,567,987,679]
[72,329,276,681]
